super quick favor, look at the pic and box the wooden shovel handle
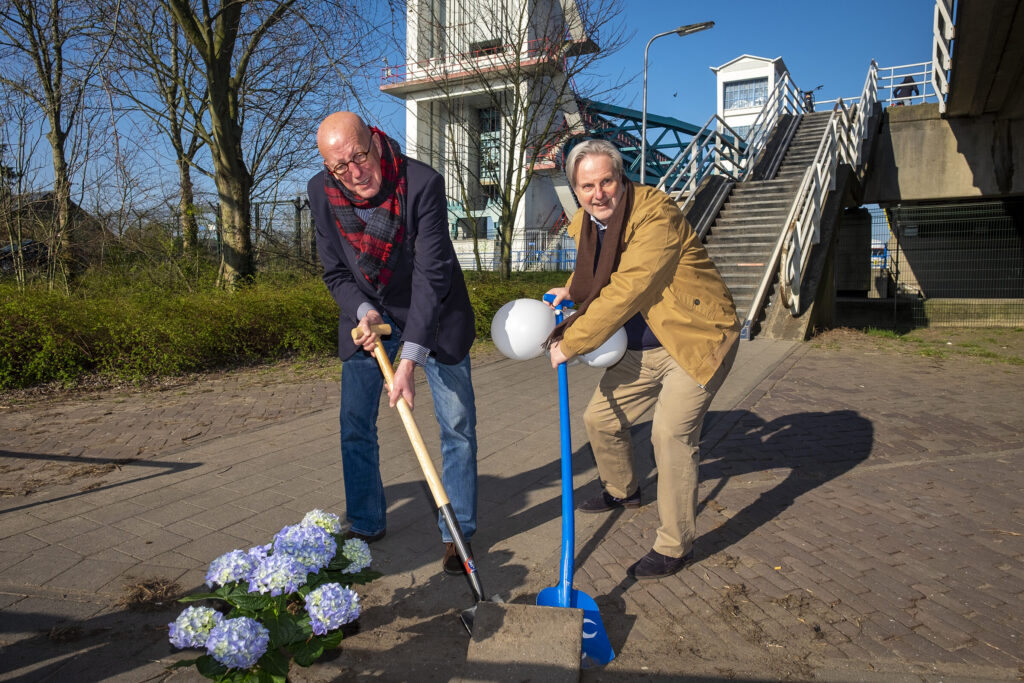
[351,323,392,337]
[349,326,449,507]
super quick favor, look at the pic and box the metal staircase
[656,61,880,339]
[705,112,833,328]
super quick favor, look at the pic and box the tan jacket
[560,184,740,387]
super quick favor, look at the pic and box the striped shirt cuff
[400,341,429,366]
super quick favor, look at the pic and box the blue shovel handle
[538,293,615,665]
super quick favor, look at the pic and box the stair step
[714,220,787,230]
[717,207,789,218]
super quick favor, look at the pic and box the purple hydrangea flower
[339,538,372,574]
[273,523,336,573]
[304,583,361,636]
[168,605,223,649]
[205,549,256,588]
[248,553,307,596]
[246,543,271,565]
[205,617,269,669]
[301,509,342,534]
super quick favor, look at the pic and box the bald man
[308,112,479,576]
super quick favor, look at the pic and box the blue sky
[371,0,936,134]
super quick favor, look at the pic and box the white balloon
[490,299,556,360]
[580,327,627,367]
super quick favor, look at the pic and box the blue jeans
[339,320,477,543]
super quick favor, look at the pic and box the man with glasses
[308,112,479,576]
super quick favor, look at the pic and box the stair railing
[932,0,955,114]
[656,72,806,224]
[739,61,878,337]
[738,72,806,181]
[655,115,744,212]
[776,60,879,315]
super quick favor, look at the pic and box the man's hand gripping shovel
[535,295,615,667]
[350,324,498,635]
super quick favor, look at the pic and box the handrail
[738,72,806,181]
[738,60,878,337]
[932,0,955,113]
[655,114,745,208]
[655,71,806,225]
[775,60,878,316]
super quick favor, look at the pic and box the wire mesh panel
[887,199,1024,327]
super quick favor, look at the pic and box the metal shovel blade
[537,586,615,667]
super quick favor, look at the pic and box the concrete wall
[863,104,1024,203]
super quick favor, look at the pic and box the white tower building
[711,55,790,141]
[381,0,594,271]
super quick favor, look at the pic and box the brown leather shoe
[343,529,385,543]
[443,542,472,575]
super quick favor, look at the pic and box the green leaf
[263,611,306,647]
[178,592,223,602]
[345,569,382,585]
[326,554,350,572]
[257,648,291,679]
[289,638,325,667]
[194,654,229,680]
[320,627,346,650]
[256,670,287,683]
[231,592,274,612]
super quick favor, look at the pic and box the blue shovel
[536,294,615,667]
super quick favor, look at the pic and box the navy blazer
[309,158,475,364]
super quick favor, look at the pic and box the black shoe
[627,549,693,580]
[344,529,386,543]
[443,542,473,575]
[578,488,641,513]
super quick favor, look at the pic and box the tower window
[724,77,768,110]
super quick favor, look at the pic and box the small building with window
[711,55,789,141]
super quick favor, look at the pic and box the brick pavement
[0,335,1022,681]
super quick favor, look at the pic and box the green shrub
[0,269,571,390]
[464,271,567,340]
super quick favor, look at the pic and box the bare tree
[0,0,108,284]
[101,0,208,256]
[162,0,393,288]
[394,0,628,278]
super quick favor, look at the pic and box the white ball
[490,299,556,360]
[580,327,627,367]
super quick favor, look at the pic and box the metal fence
[454,249,576,272]
[879,200,1024,327]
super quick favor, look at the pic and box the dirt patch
[117,577,184,612]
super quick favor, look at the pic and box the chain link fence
[868,200,1024,327]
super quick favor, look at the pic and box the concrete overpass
[864,1,1024,204]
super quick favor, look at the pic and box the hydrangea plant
[169,510,380,682]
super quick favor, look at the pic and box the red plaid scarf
[324,127,407,291]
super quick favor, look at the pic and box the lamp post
[640,21,714,185]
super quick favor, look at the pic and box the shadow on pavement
[0,450,203,515]
[695,409,873,559]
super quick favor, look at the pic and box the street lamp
[640,21,714,185]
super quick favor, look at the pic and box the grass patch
[812,326,1024,366]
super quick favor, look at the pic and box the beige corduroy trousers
[582,340,737,558]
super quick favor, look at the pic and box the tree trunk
[207,64,253,288]
[47,127,74,282]
[177,157,199,254]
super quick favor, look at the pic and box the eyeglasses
[325,139,373,177]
